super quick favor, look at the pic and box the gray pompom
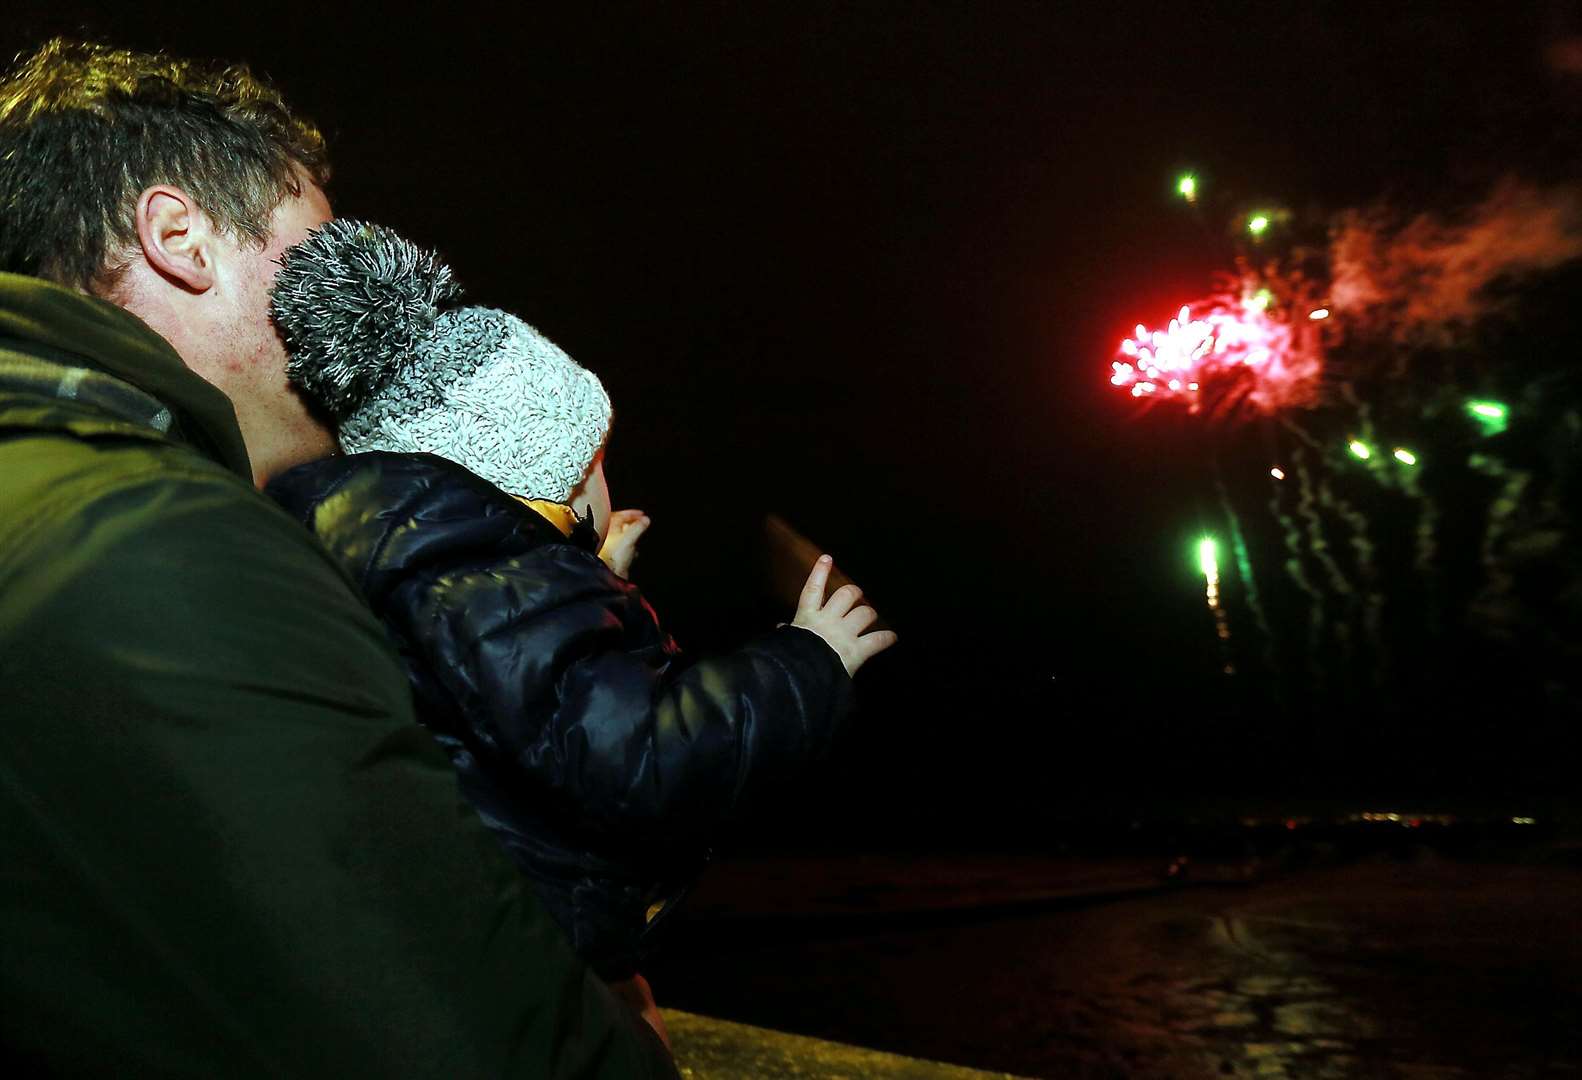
[270,218,462,418]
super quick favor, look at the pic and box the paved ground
[650,858,1582,1078]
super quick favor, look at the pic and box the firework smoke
[1471,454,1535,612]
[1214,468,1275,670]
[1294,450,1359,667]
[1545,34,1582,77]
[1291,448,1352,682]
[1329,179,1582,346]
[1284,449,1335,683]
[1404,464,1443,633]
[1269,460,1325,686]
[1319,475,1387,684]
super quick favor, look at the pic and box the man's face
[212,180,332,401]
[203,179,334,479]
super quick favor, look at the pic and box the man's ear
[133,186,216,293]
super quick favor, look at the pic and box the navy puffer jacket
[266,451,851,975]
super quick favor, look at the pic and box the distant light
[1270,467,1286,480]
[1308,307,1330,320]
[1348,440,1372,460]
[1512,816,1536,825]
[1248,214,1271,236]
[1197,537,1219,580]
[1177,174,1198,202]
[1393,448,1418,466]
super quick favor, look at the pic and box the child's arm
[385,541,865,849]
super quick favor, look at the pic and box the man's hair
[0,39,330,292]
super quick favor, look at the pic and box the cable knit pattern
[338,308,611,501]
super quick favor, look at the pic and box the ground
[651,856,1582,1078]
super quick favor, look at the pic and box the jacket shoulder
[0,427,372,629]
[267,451,582,601]
[0,420,242,554]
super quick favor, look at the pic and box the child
[265,219,895,984]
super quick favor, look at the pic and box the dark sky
[7,2,1577,841]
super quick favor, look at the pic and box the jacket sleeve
[385,540,852,846]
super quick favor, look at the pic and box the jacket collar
[520,498,601,551]
[0,273,253,480]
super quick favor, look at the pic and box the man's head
[0,39,336,483]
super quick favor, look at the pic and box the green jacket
[0,274,677,1078]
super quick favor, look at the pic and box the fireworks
[1107,289,1322,416]
[1197,536,1234,661]
[1105,168,1321,416]
[1114,171,1575,702]
[1467,400,1509,435]
[1199,537,1220,584]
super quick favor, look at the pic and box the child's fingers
[799,555,833,615]
[856,629,899,661]
[843,604,878,633]
[823,583,863,618]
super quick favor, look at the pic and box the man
[0,39,676,1076]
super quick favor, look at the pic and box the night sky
[8,2,1579,845]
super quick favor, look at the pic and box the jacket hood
[0,273,252,479]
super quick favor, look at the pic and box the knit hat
[270,219,611,502]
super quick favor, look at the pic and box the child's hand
[599,509,650,578]
[791,555,897,677]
